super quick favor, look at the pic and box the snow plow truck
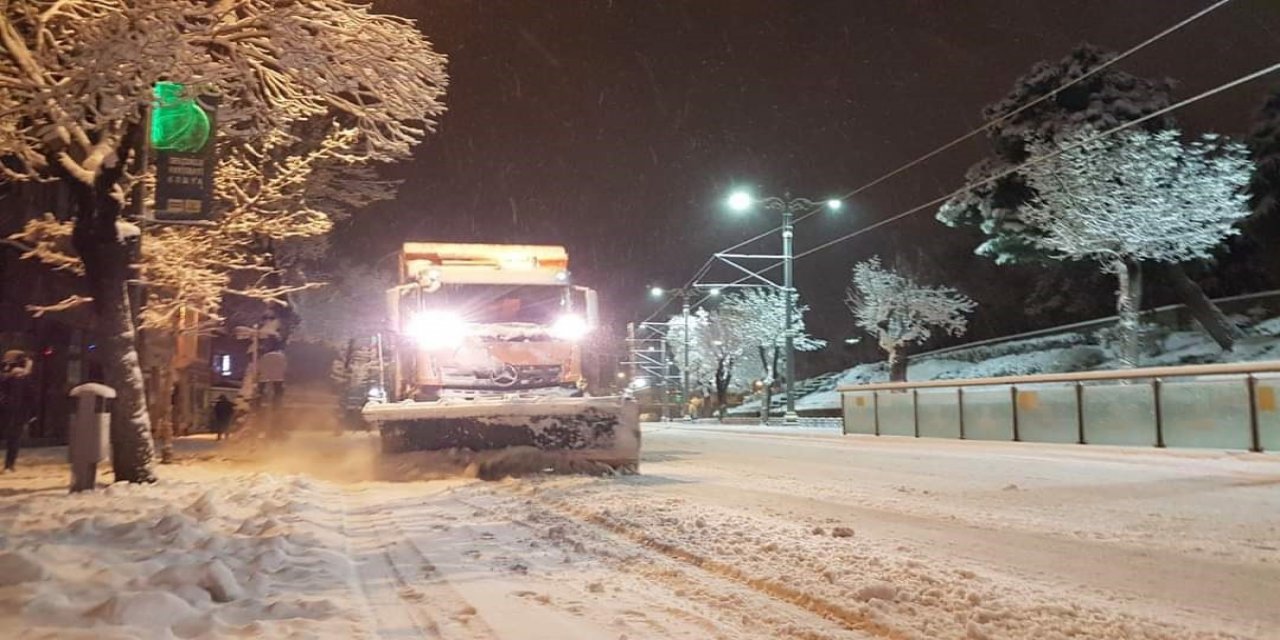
[361,242,640,473]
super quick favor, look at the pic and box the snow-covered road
[3,426,1278,639]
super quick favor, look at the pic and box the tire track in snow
[531,494,914,640]
[437,492,754,639]
[345,495,498,639]
[453,488,879,640]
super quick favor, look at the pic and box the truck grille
[441,365,563,389]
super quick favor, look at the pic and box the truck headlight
[550,314,590,341]
[406,311,468,349]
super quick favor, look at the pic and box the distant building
[2,180,216,440]
[1,181,100,444]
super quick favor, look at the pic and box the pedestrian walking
[1,350,34,473]
[211,395,233,440]
[687,394,704,421]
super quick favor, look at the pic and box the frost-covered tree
[846,257,976,382]
[937,44,1174,263]
[1244,86,1280,285]
[1021,128,1252,367]
[0,0,447,482]
[936,44,1241,349]
[717,288,825,421]
[665,308,751,419]
[1249,88,1280,220]
[667,306,772,420]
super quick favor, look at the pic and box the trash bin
[68,383,114,493]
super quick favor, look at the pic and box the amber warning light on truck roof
[401,243,567,267]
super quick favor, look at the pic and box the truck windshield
[426,284,569,325]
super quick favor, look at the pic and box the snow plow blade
[362,396,640,475]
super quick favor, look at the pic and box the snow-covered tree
[1244,86,1280,285]
[665,307,754,420]
[936,44,1242,350]
[1021,128,1252,367]
[0,0,447,482]
[1249,88,1280,221]
[717,288,825,421]
[937,44,1175,263]
[846,257,976,382]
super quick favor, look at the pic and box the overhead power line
[646,0,1238,324]
[670,0,1235,294]
[732,59,1280,287]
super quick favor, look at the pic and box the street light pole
[781,197,798,425]
[726,190,842,425]
[681,289,691,420]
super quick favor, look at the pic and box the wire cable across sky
[725,58,1280,292]
[645,0,1244,327]
[698,0,1236,270]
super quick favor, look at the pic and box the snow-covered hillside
[769,314,1280,415]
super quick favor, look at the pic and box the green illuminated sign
[150,81,211,153]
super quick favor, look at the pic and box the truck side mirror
[385,287,401,334]
[585,288,599,327]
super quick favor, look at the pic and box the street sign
[150,83,218,223]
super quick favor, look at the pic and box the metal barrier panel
[1260,375,1280,451]
[1082,384,1157,446]
[917,389,961,439]
[842,391,876,435]
[1161,379,1252,450]
[960,386,1015,441]
[1014,386,1078,444]
[877,391,915,437]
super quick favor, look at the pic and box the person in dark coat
[1,350,33,473]
[211,395,234,440]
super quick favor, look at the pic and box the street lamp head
[826,199,843,211]
[709,287,721,297]
[727,190,753,212]
[649,286,664,298]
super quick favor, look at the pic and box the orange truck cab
[386,243,599,402]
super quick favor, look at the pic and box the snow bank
[0,471,365,639]
[114,221,141,241]
[794,314,1280,410]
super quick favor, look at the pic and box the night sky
[344,0,1280,374]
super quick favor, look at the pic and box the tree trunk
[68,123,157,484]
[887,346,908,382]
[1163,262,1241,351]
[88,251,158,482]
[715,359,730,422]
[758,346,773,425]
[1114,258,1143,369]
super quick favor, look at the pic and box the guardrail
[837,361,1280,452]
[661,417,843,429]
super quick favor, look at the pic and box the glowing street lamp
[649,285,665,298]
[727,190,754,212]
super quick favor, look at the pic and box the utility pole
[724,190,841,425]
[780,196,797,425]
[681,289,691,420]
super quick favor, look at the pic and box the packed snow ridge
[0,472,360,639]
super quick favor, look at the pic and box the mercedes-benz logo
[491,364,519,387]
